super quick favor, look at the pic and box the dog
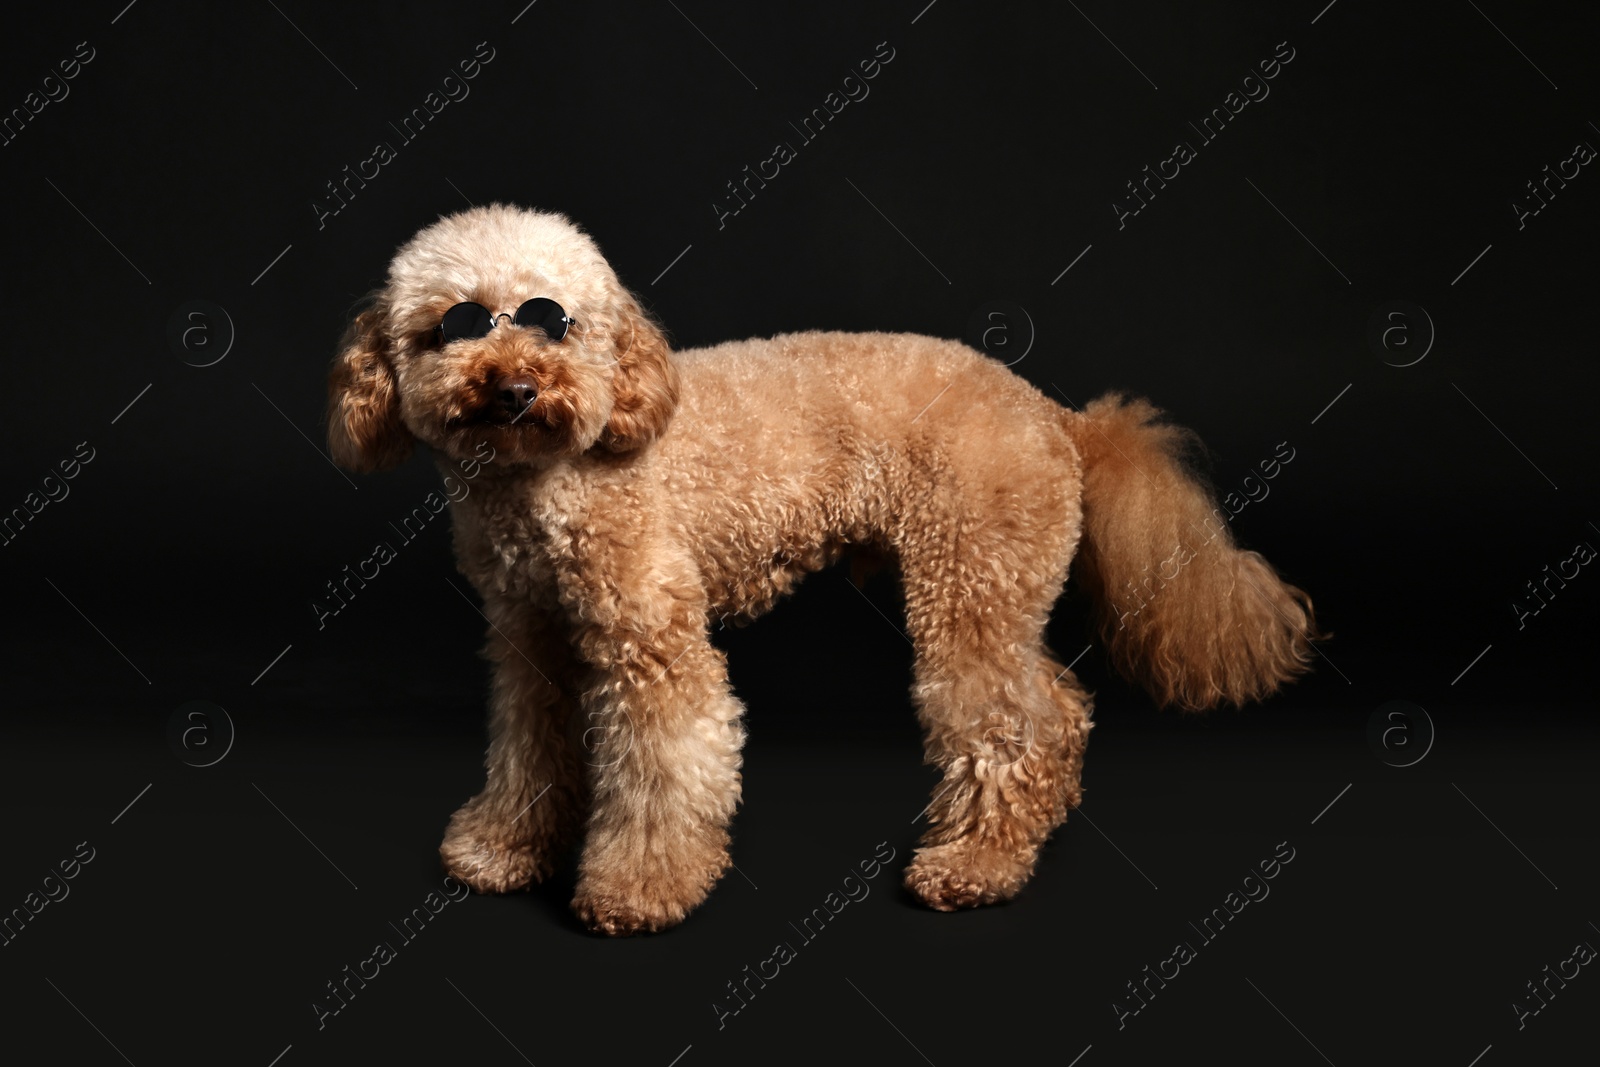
[326,203,1318,935]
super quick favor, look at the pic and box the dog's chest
[452,475,569,607]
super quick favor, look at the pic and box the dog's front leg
[569,615,745,936]
[440,604,584,893]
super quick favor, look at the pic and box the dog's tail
[1062,394,1319,711]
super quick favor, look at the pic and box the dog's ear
[327,305,413,471]
[596,292,679,452]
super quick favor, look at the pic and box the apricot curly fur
[327,204,1318,933]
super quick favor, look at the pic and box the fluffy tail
[1064,394,1319,711]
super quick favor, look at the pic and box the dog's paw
[571,886,690,936]
[440,835,546,894]
[571,843,728,936]
[439,801,556,893]
[903,842,1032,912]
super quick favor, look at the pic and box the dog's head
[328,204,678,470]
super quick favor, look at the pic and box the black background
[2,1,1596,1064]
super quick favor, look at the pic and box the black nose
[497,376,537,415]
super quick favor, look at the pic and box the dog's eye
[512,298,576,342]
[437,302,495,344]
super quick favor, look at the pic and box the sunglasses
[433,298,577,345]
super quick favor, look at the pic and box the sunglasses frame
[433,298,578,345]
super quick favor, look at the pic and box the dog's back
[636,329,1084,622]
[651,330,1317,712]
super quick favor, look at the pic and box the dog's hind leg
[440,605,585,893]
[902,635,1092,910]
[895,503,1091,911]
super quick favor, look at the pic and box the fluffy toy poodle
[326,204,1317,935]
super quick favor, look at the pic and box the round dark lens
[439,302,494,343]
[513,298,571,341]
